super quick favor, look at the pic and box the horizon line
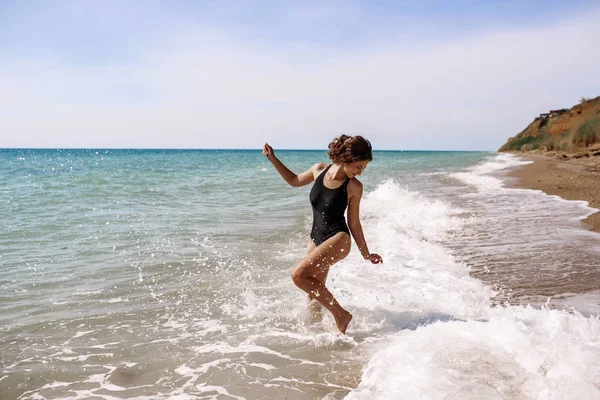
[0,147,495,153]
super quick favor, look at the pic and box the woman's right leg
[306,240,336,320]
[291,232,352,333]
[303,240,324,321]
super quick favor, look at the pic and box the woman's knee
[291,266,307,286]
[290,268,300,285]
[291,259,321,286]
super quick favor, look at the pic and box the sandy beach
[507,153,600,232]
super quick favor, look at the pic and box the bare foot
[307,299,323,323]
[334,310,353,335]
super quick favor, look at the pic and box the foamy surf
[341,155,600,399]
[346,306,600,400]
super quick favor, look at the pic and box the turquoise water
[1,148,600,399]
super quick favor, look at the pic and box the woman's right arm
[263,143,320,187]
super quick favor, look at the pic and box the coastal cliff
[499,96,600,157]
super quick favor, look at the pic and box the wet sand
[506,153,600,233]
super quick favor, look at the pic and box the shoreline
[505,153,600,233]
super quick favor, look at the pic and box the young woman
[263,135,382,334]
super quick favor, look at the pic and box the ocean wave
[343,175,600,399]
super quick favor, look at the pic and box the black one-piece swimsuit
[309,165,351,246]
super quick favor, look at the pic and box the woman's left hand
[365,253,383,264]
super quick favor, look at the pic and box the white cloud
[1,8,599,150]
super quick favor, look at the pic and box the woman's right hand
[365,253,383,264]
[263,143,276,161]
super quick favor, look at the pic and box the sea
[1,148,599,400]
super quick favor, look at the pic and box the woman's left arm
[347,180,383,264]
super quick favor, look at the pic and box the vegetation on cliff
[499,96,600,156]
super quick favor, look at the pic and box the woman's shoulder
[347,178,363,194]
[302,162,328,181]
[311,162,329,174]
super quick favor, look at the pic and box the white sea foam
[192,342,323,365]
[73,329,95,338]
[347,307,600,400]
[58,353,113,362]
[332,179,493,323]
[341,160,600,399]
[452,153,598,218]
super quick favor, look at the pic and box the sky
[1,0,599,151]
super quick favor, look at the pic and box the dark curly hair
[327,135,372,163]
